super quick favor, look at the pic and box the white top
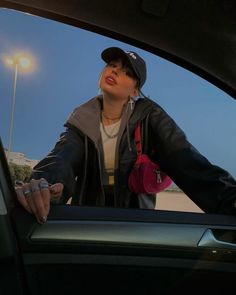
[100,120,121,185]
[100,119,156,209]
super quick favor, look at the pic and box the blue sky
[0,8,236,177]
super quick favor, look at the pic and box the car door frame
[1,137,236,294]
[1,1,236,294]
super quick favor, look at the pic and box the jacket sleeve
[30,127,85,202]
[149,107,236,215]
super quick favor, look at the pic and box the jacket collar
[65,95,154,147]
[65,95,102,146]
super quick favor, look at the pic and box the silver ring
[31,187,40,193]
[39,181,49,190]
[23,189,31,196]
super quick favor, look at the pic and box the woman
[16,47,236,223]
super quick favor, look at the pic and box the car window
[1,9,236,213]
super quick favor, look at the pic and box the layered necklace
[101,111,121,139]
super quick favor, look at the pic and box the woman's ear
[132,88,139,97]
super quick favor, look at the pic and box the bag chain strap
[135,112,151,156]
[135,122,142,156]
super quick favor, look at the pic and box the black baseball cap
[101,47,147,88]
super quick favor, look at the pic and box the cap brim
[101,47,138,78]
[101,47,128,64]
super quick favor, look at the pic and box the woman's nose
[112,65,122,75]
[112,68,118,75]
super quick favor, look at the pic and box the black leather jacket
[31,96,236,214]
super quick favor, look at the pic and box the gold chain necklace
[102,111,121,121]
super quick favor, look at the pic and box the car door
[1,136,236,295]
[0,142,26,295]
[0,1,236,294]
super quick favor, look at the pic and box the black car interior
[1,1,236,294]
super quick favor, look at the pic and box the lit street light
[3,54,33,161]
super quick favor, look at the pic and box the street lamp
[3,54,32,160]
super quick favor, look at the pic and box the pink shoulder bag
[128,122,172,194]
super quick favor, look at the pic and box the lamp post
[4,55,32,160]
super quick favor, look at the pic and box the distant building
[165,182,182,192]
[4,149,39,169]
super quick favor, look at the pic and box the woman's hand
[15,178,64,224]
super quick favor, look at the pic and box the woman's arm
[149,107,236,215]
[16,127,85,222]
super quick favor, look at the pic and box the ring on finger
[31,187,40,193]
[23,189,31,197]
[39,181,49,190]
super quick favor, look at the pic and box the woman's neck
[102,94,128,125]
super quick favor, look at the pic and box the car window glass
[1,9,235,213]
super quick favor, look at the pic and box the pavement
[155,191,204,213]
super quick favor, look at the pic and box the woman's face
[99,59,139,100]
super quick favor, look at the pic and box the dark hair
[121,58,140,89]
[101,47,146,88]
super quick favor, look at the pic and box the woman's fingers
[15,185,33,214]
[50,183,64,197]
[15,178,54,224]
[30,179,48,224]
[39,178,51,217]
[24,183,40,220]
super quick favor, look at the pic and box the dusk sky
[0,8,236,177]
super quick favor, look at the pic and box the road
[155,191,204,213]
